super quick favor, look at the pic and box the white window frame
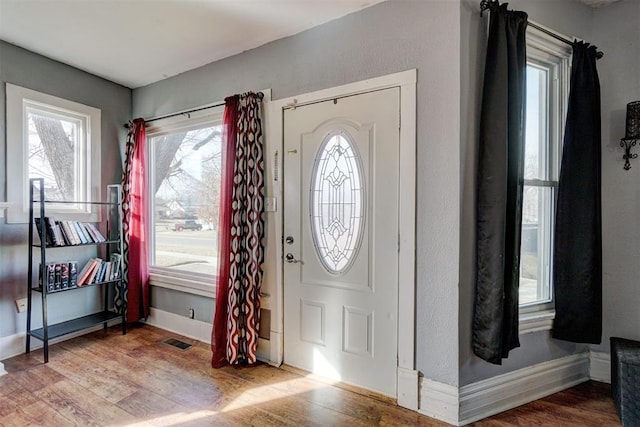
[6,84,101,223]
[145,106,225,298]
[519,25,571,334]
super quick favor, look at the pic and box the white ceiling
[0,0,386,89]
[0,0,622,89]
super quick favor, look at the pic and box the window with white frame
[6,84,101,223]
[519,27,571,318]
[146,107,224,294]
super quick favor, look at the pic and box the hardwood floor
[0,324,619,426]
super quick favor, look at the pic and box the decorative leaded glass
[310,131,365,274]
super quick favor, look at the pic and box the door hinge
[398,234,401,253]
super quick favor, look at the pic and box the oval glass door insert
[310,131,365,274]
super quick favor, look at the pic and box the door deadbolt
[285,253,302,264]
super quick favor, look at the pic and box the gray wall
[5,0,628,388]
[0,41,131,341]
[459,0,597,385]
[591,0,640,352]
[134,0,640,387]
[134,0,464,385]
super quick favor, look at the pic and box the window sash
[5,84,101,223]
[146,107,224,288]
[519,26,570,314]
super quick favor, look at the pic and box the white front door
[283,88,400,396]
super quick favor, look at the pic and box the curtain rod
[480,0,604,60]
[123,91,264,128]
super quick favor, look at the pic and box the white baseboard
[419,352,590,426]
[589,351,611,383]
[144,307,213,344]
[0,361,6,376]
[145,308,272,364]
[398,367,419,411]
[419,378,460,425]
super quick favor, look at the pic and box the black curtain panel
[473,1,528,365]
[553,42,602,344]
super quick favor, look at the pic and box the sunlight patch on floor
[119,410,218,427]
[119,376,334,426]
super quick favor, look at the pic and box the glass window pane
[524,65,548,181]
[151,125,222,276]
[27,109,82,202]
[310,132,365,274]
[520,185,553,305]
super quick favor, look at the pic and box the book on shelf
[77,258,100,286]
[60,221,77,245]
[61,262,69,289]
[69,262,78,288]
[43,217,63,246]
[46,263,55,292]
[54,263,62,290]
[79,223,93,243]
[39,261,79,292]
[72,221,88,244]
[109,253,122,280]
[34,217,52,246]
[85,223,106,242]
[33,217,110,246]
[59,221,76,245]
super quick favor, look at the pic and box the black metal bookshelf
[26,178,127,363]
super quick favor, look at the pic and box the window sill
[519,309,555,335]
[149,270,216,299]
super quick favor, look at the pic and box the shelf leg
[42,291,49,363]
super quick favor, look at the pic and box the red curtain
[211,97,239,367]
[120,118,150,323]
[211,93,265,367]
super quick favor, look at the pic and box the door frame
[266,70,418,409]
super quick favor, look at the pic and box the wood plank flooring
[0,324,619,426]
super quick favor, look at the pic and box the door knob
[285,253,302,264]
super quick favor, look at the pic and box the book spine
[61,262,69,289]
[46,263,56,292]
[44,217,61,246]
[59,222,74,245]
[110,253,122,279]
[78,223,93,243]
[72,221,87,244]
[34,218,51,246]
[69,261,78,288]
[54,263,62,290]
[87,223,106,242]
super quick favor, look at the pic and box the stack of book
[34,217,107,246]
[39,261,78,292]
[76,254,122,286]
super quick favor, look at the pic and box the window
[519,27,571,326]
[146,107,224,294]
[6,84,101,223]
[310,131,365,274]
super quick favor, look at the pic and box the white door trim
[267,69,417,408]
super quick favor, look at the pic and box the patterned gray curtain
[211,92,265,367]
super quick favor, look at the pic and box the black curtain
[473,1,528,365]
[553,42,602,344]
